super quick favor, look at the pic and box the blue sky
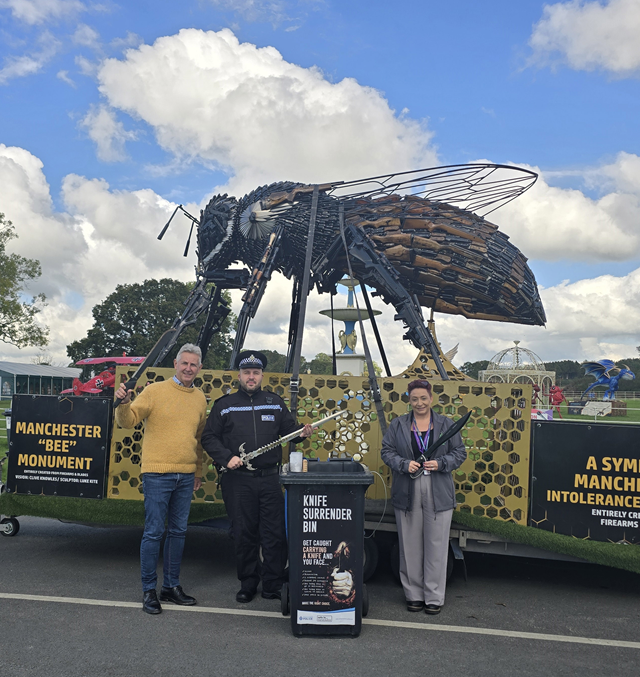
[1,0,640,370]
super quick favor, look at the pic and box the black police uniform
[201,382,303,595]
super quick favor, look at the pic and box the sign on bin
[299,486,358,625]
[282,459,373,637]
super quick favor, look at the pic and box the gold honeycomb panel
[110,367,531,524]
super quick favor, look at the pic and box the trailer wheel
[363,535,379,582]
[362,584,369,618]
[1,517,19,537]
[281,582,290,616]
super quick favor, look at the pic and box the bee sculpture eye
[239,200,294,239]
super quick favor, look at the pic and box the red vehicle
[61,357,145,396]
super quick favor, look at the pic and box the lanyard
[411,420,431,456]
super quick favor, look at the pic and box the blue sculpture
[581,360,635,401]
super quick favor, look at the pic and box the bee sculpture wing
[326,163,538,217]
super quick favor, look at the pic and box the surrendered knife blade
[113,328,178,408]
[410,410,472,480]
[427,410,472,457]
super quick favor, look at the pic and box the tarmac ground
[1,516,639,676]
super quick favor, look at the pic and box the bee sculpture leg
[196,286,232,363]
[317,224,448,379]
[152,278,218,367]
[228,230,284,370]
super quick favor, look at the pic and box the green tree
[254,350,381,376]
[543,360,582,383]
[363,359,383,377]
[0,213,48,348]
[257,349,289,373]
[67,279,234,369]
[307,352,334,375]
[459,360,489,380]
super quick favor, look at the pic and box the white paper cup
[290,451,303,472]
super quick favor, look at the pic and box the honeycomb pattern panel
[109,367,531,524]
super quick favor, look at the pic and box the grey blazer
[380,410,467,513]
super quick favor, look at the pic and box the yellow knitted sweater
[115,378,207,476]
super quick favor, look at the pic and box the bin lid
[280,460,374,486]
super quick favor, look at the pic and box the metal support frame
[152,279,216,366]
[315,223,448,379]
[330,292,337,376]
[287,185,320,428]
[197,286,231,363]
[360,283,391,378]
[228,227,284,369]
[284,278,302,374]
[338,203,388,436]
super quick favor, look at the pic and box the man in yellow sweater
[115,343,207,615]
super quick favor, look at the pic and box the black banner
[296,485,361,626]
[531,421,640,543]
[6,395,112,499]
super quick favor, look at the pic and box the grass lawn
[0,492,225,526]
[551,399,640,424]
[454,510,640,574]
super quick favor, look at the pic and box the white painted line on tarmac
[362,618,640,649]
[2,592,639,649]
[0,593,281,618]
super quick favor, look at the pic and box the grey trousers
[395,472,453,606]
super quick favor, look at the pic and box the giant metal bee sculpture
[155,164,545,379]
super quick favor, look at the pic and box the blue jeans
[141,472,194,592]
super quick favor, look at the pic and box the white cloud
[0,144,86,302]
[60,173,197,274]
[435,266,640,367]
[0,33,59,84]
[74,53,98,76]
[490,154,640,262]
[207,0,320,26]
[110,32,143,52]
[96,28,438,195]
[529,0,640,75]
[233,264,640,372]
[0,0,85,24]
[79,104,137,162]
[72,23,100,48]
[2,143,640,369]
[56,69,75,86]
[0,144,193,364]
[234,275,420,375]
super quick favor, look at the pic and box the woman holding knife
[381,379,467,614]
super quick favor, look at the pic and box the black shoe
[159,585,197,606]
[406,600,424,612]
[236,588,256,603]
[261,589,281,600]
[425,604,441,615]
[142,590,162,615]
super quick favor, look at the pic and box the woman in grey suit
[381,380,466,614]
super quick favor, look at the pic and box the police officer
[201,351,312,602]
